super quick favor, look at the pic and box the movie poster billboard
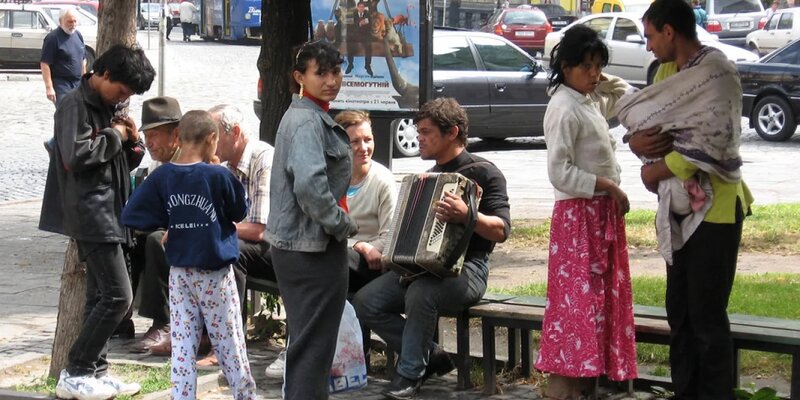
[311,0,421,111]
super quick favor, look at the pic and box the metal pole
[158,0,166,95]
[443,0,447,25]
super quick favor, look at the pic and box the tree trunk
[96,0,139,54]
[257,1,312,146]
[48,1,137,380]
[48,241,86,379]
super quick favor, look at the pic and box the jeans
[353,254,489,379]
[53,77,80,106]
[666,205,743,399]
[68,241,133,377]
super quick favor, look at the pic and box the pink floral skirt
[534,196,637,381]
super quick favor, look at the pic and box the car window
[11,10,43,29]
[777,12,793,30]
[612,18,639,41]
[613,4,622,11]
[583,17,613,38]
[767,41,799,64]
[0,10,8,29]
[502,10,547,25]
[714,0,761,14]
[471,35,532,72]
[433,35,478,71]
[766,14,780,30]
[44,8,95,26]
[539,5,566,17]
[602,4,611,12]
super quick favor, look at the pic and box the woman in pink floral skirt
[534,25,637,399]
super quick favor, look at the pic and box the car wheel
[748,42,760,56]
[393,118,419,157]
[753,95,797,142]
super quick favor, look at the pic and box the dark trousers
[53,77,80,106]
[666,207,743,399]
[346,36,372,69]
[232,239,275,319]
[180,22,193,39]
[353,254,488,379]
[68,241,133,377]
[272,240,348,399]
[346,247,382,293]
[137,231,170,325]
[165,17,173,38]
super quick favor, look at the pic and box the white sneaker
[265,349,286,378]
[55,369,117,400]
[98,374,141,396]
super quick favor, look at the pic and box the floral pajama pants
[169,266,256,400]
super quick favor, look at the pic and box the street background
[0,30,799,398]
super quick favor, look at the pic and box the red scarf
[304,92,330,112]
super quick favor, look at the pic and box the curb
[140,371,221,400]
[2,74,41,82]
[0,389,50,399]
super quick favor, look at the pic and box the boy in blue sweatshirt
[122,110,256,399]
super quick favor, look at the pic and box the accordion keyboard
[426,181,459,252]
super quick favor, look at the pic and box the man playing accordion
[353,98,511,399]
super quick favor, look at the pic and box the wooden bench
[470,295,800,399]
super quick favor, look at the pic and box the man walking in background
[40,8,85,105]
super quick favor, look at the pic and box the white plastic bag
[328,300,368,393]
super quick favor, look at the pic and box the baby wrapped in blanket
[614,47,744,264]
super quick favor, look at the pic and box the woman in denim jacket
[265,40,358,399]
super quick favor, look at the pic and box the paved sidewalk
[0,199,547,399]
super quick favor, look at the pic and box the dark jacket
[39,75,145,244]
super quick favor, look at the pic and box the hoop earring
[298,83,304,99]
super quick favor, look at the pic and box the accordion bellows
[382,173,480,279]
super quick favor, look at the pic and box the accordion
[382,173,481,279]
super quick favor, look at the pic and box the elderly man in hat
[129,96,184,354]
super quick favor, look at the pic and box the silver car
[543,12,759,86]
[392,29,550,157]
[700,0,765,46]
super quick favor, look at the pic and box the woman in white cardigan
[534,25,637,400]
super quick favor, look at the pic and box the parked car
[543,12,758,85]
[0,3,97,68]
[34,0,98,16]
[746,7,800,56]
[699,0,765,46]
[138,2,162,30]
[521,3,578,31]
[480,6,552,54]
[253,29,552,157]
[40,3,97,32]
[738,39,800,141]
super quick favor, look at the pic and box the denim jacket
[266,95,358,252]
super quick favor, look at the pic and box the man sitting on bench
[353,98,511,399]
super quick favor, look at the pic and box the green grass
[15,363,174,399]
[508,203,800,255]
[493,273,800,380]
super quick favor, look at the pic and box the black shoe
[383,374,420,400]
[111,318,135,340]
[345,64,353,74]
[366,66,374,77]
[421,347,455,383]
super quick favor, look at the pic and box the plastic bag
[328,300,368,393]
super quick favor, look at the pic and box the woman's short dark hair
[92,44,155,95]
[413,97,469,146]
[289,40,343,94]
[547,25,609,92]
[643,0,698,41]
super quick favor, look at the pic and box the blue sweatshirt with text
[122,162,247,270]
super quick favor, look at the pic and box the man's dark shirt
[41,27,85,81]
[430,150,511,255]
